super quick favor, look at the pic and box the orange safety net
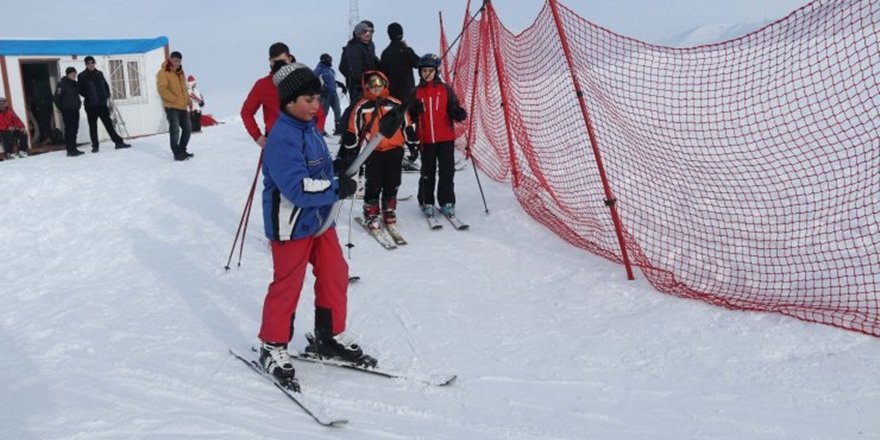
[449,0,880,336]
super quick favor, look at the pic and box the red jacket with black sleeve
[241,72,327,141]
[413,78,465,145]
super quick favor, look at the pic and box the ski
[348,276,361,283]
[401,157,421,173]
[228,349,348,427]
[294,334,457,387]
[355,217,397,249]
[384,223,408,245]
[440,210,469,230]
[421,207,444,230]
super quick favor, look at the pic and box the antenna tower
[349,0,359,35]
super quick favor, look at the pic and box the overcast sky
[4,0,809,117]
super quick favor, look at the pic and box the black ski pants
[417,141,456,207]
[61,109,80,152]
[84,105,123,147]
[364,147,404,207]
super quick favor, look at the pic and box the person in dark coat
[380,23,419,103]
[77,56,131,152]
[54,67,84,156]
[339,20,380,145]
[30,77,55,144]
[340,21,379,106]
[379,22,420,166]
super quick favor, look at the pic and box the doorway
[20,60,62,151]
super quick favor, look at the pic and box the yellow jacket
[156,61,190,110]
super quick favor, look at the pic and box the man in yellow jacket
[157,51,193,161]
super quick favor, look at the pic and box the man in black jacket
[54,67,84,156]
[380,23,419,103]
[77,56,130,153]
[339,21,380,147]
[379,22,420,167]
[341,21,379,106]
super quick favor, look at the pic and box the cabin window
[107,58,145,103]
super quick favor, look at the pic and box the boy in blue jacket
[258,63,375,391]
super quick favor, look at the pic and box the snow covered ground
[1,120,878,439]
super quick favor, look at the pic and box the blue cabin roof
[0,37,168,56]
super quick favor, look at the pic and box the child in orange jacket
[340,71,418,230]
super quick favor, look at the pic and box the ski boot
[440,203,455,217]
[259,341,299,391]
[305,331,377,367]
[382,198,397,225]
[363,202,382,231]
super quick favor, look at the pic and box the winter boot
[440,203,455,217]
[382,198,397,225]
[363,201,381,230]
[305,330,378,367]
[259,341,299,391]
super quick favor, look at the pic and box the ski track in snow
[0,121,878,439]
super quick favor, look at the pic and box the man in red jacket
[241,42,326,147]
[412,54,467,217]
[0,96,29,159]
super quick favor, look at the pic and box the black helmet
[417,53,441,69]
[320,53,331,64]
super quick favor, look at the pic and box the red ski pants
[258,228,348,344]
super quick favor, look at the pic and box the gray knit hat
[354,21,372,37]
[273,63,321,108]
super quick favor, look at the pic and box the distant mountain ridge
[663,21,772,47]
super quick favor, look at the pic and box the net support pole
[548,0,635,280]
[484,1,521,186]
[439,11,452,81]
[464,4,486,156]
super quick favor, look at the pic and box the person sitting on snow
[0,96,30,159]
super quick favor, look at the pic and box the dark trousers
[1,130,28,154]
[84,105,123,146]
[417,141,456,207]
[61,109,81,152]
[320,91,342,133]
[33,105,53,142]
[165,108,191,156]
[364,148,404,206]
[191,111,202,132]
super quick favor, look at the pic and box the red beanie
[187,75,196,82]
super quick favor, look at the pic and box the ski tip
[323,418,349,427]
[437,375,458,386]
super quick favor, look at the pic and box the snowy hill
[1,121,877,439]
[663,21,771,47]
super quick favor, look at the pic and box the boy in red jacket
[0,96,29,159]
[412,54,467,218]
[241,42,327,147]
